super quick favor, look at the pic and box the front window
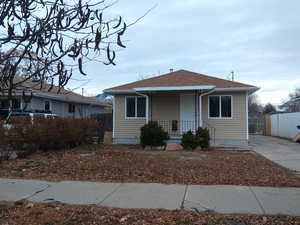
[12,99,21,109]
[126,97,136,118]
[209,96,220,118]
[0,99,20,109]
[0,100,9,109]
[45,101,50,111]
[209,95,232,118]
[126,96,146,118]
[68,104,75,113]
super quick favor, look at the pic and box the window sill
[125,117,146,120]
[208,117,233,120]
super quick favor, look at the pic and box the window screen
[1,100,9,109]
[209,96,220,118]
[12,99,21,109]
[221,96,232,118]
[137,97,146,117]
[45,101,50,111]
[68,104,75,113]
[126,97,146,118]
[126,97,136,118]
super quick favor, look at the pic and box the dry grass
[0,145,300,187]
[0,201,299,225]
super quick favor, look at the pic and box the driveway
[250,135,300,172]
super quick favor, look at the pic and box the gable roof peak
[105,69,258,92]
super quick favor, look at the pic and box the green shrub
[181,127,210,150]
[181,130,198,150]
[196,127,210,148]
[140,121,170,149]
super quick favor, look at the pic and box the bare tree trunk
[7,76,14,119]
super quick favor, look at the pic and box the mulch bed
[0,201,299,225]
[0,145,300,187]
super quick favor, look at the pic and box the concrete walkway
[1,179,300,216]
[250,135,300,172]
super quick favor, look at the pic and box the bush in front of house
[196,127,210,148]
[181,127,210,150]
[181,130,199,150]
[140,121,170,149]
[0,117,99,158]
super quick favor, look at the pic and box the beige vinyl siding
[114,91,247,141]
[202,91,247,140]
[114,95,146,139]
[151,93,180,121]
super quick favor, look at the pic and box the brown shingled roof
[1,77,109,106]
[106,70,256,91]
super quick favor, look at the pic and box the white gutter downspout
[135,92,149,124]
[199,88,216,127]
[246,91,249,142]
[112,96,116,139]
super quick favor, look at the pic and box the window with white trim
[209,95,232,118]
[68,104,75,113]
[126,96,146,118]
[44,101,50,111]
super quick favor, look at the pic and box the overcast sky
[69,0,300,105]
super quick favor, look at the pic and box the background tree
[0,0,128,111]
[248,94,263,115]
[288,88,300,100]
[281,88,300,112]
[263,103,277,114]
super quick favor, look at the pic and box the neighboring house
[96,93,113,101]
[0,78,110,118]
[104,70,259,146]
[280,97,300,112]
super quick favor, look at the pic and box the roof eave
[0,92,109,107]
[104,85,216,94]
[214,87,260,94]
[103,89,136,94]
[34,93,110,106]
[104,86,260,94]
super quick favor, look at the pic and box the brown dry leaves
[0,146,300,187]
[0,201,299,225]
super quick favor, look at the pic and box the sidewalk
[1,178,300,216]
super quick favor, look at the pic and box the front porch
[154,119,215,143]
[143,91,216,142]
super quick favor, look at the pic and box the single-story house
[280,96,300,112]
[104,70,259,146]
[0,78,111,118]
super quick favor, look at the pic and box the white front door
[180,94,196,133]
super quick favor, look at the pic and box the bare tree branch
[0,0,128,110]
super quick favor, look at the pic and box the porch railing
[155,120,216,143]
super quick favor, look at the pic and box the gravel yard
[0,201,299,225]
[0,145,300,187]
